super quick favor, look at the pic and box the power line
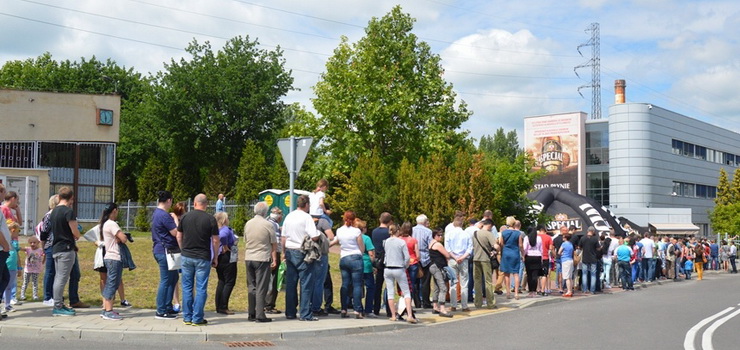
[456,90,581,100]
[446,70,578,80]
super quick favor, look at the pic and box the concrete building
[582,81,739,235]
[0,89,120,231]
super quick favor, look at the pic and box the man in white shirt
[445,211,472,311]
[281,195,320,321]
[640,233,656,282]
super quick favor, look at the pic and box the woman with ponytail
[99,203,128,320]
[332,211,365,318]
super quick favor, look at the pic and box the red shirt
[401,236,419,265]
[539,233,553,260]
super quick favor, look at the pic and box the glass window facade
[586,124,609,165]
[586,171,609,206]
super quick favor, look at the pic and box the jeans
[581,263,597,293]
[339,254,364,312]
[284,249,315,320]
[632,261,641,282]
[311,254,328,312]
[215,253,237,311]
[154,253,179,315]
[102,259,123,301]
[730,256,737,273]
[449,258,469,309]
[408,263,420,307]
[618,261,633,289]
[43,247,80,303]
[710,256,719,270]
[246,260,271,320]
[181,255,211,323]
[3,269,16,308]
[601,258,612,286]
[52,251,76,308]
[323,263,334,309]
[363,272,375,314]
[642,258,656,282]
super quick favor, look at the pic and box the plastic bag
[276,260,286,291]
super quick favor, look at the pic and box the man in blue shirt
[709,240,719,270]
[151,191,179,320]
[615,237,634,291]
[412,214,433,308]
[215,194,225,213]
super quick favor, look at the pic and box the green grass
[19,232,343,312]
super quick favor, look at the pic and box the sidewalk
[0,270,726,343]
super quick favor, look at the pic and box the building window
[673,181,716,199]
[586,126,609,165]
[586,171,609,206]
[39,143,105,170]
[672,139,737,167]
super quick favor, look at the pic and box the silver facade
[588,103,740,235]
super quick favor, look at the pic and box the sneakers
[52,306,76,317]
[10,299,21,305]
[101,310,122,321]
[5,306,15,313]
[155,312,177,320]
[191,319,208,326]
[120,300,132,307]
[172,304,181,313]
[43,299,55,306]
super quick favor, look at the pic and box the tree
[715,168,732,206]
[155,36,294,178]
[731,168,740,203]
[332,151,397,225]
[167,156,197,203]
[479,128,521,163]
[231,140,269,231]
[313,6,471,174]
[135,157,168,231]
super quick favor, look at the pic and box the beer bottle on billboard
[540,136,563,173]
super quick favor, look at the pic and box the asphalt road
[2,272,738,349]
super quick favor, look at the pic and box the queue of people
[1,180,738,327]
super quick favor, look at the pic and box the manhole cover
[224,341,275,347]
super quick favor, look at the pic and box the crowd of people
[0,180,738,326]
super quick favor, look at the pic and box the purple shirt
[219,226,236,254]
[151,208,178,255]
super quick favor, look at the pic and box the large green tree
[479,127,521,163]
[154,36,294,176]
[312,6,471,174]
[711,168,740,234]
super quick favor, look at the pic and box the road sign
[278,137,313,175]
[277,136,313,212]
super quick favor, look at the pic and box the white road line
[684,307,735,350]
[701,308,740,350]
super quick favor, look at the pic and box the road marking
[684,307,734,350]
[701,308,740,350]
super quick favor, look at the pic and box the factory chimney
[615,79,626,104]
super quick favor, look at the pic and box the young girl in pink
[20,236,44,301]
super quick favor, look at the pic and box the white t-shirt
[336,225,362,258]
[309,191,325,216]
[282,209,319,250]
[103,220,123,261]
[640,238,655,258]
[464,225,478,239]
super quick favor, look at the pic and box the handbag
[229,244,239,263]
[166,247,182,271]
[93,245,105,271]
[474,231,499,270]
[416,266,424,278]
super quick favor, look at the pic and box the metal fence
[117,199,256,231]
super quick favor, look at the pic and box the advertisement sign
[524,112,586,194]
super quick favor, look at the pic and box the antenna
[574,23,601,120]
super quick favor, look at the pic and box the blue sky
[2,0,740,142]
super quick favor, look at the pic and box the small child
[20,236,44,301]
[684,259,693,280]
[3,220,21,312]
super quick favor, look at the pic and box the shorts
[540,260,550,276]
[562,260,574,279]
[556,260,562,273]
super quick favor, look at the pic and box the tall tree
[479,127,521,163]
[155,36,294,182]
[313,6,471,174]
[715,168,731,206]
[332,151,397,225]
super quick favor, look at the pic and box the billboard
[524,112,586,194]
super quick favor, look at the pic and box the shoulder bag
[474,231,499,270]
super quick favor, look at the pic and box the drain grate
[224,341,276,347]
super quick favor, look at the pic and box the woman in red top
[400,222,421,308]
